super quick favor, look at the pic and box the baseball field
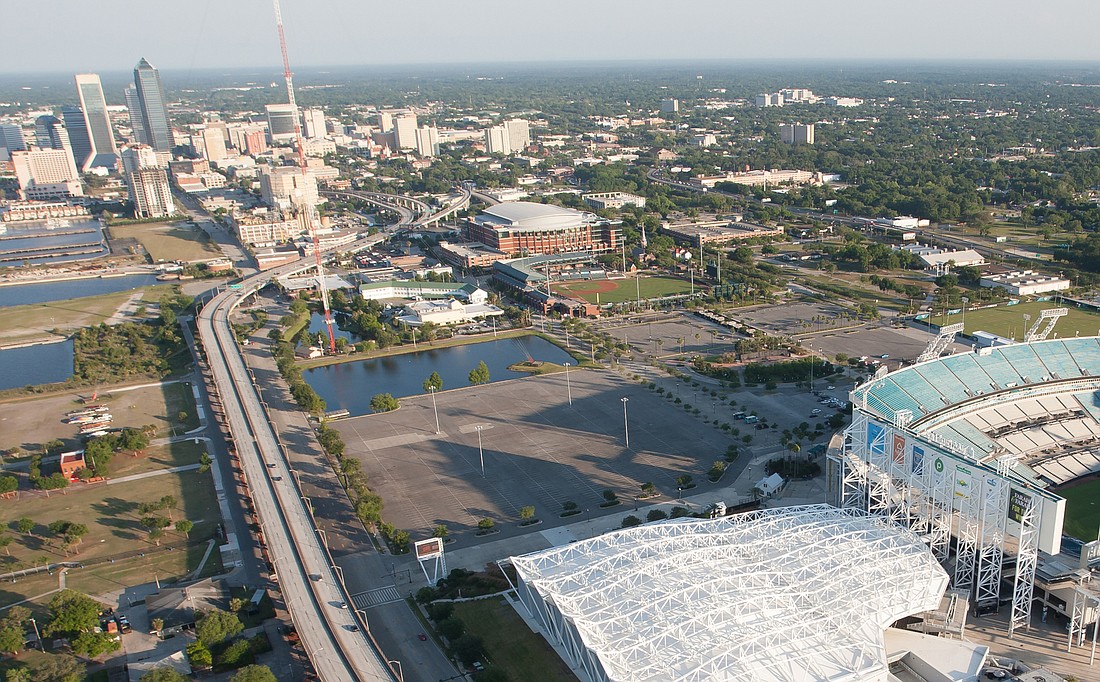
[555,275,695,304]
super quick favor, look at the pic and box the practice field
[556,276,694,304]
[1056,477,1100,541]
[108,222,222,263]
[929,301,1100,341]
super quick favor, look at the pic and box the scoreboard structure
[829,408,1065,635]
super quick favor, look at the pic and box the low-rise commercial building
[582,192,647,210]
[436,241,506,269]
[397,298,504,327]
[359,280,487,304]
[661,220,785,245]
[690,169,820,189]
[980,270,1071,296]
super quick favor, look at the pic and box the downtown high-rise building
[266,104,297,143]
[60,106,92,170]
[132,58,173,152]
[121,144,174,219]
[301,108,326,139]
[74,73,118,170]
[0,124,26,154]
[124,85,149,145]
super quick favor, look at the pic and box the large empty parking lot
[333,369,742,548]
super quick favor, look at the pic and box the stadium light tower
[621,397,630,449]
[272,0,336,355]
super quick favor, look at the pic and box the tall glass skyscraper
[60,105,92,170]
[124,85,150,146]
[74,73,118,170]
[133,58,173,153]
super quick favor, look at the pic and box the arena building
[510,506,989,682]
[465,201,621,257]
[833,333,1100,639]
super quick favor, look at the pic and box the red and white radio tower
[272,0,336,354]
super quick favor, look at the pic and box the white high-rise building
[12,149,83,200]
[755,93,784,108]
[302,108,327,139]
[260,165,319,211]
[121,144,174,219]
[660,98,679,113]
[266,104,297,143]
[74,73,118,170]
[393,113,418,150]
[485,125,510,155]
[200,127,228,161]
[504,119,530,151]
[378,111,395,133]
[415,126,440,157]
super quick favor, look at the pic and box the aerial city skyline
[0,2,1099,682]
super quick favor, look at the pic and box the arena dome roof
[511,505,948,682]
[477,201,590,231]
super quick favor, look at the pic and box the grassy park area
[0,286,170,347]
[0,463,220,607]
[108,222,222,262]
[927,301,1100,340]
[453,597,577,682]
[556,275,694,304]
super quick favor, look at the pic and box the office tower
[0,124,26,153]
[244,130,268,155]
[504,119,530,151]
[393,113,418,150]
[779,123,815,145]
[260,165,318,211]
[12,149,83,200]
[198,127,226,161]
[485,125,510,155]
[74,74,118,170]
[415,126,440,157]
[660,98,680,113]
[265,104,297,143]
[755,93,784,108]
[133,58,173,152]
[121,144,173,218]
[60,106,92,170]
[124,85,150,145]
[302,108,326,139]
[378,111,394,133]
[34,115,61,148]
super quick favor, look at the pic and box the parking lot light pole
[564,362,572,406]
[429,386,440,434]
[621,397,630,449]
[475,425,485,477]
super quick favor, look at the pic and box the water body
[0,339,74,390]
[307,312,357,343]
[0,274,160,308]
[0,218,108,266]
[304,335,573,415]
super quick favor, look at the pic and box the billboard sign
[1008,488,1032,524]
[892,434,906,466]
[414,538,444,561]
[912,446,924,476]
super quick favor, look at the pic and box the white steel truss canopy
[511,506,948,682]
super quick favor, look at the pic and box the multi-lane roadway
[192,191,467,680]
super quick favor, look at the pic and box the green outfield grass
[1057,477,1100,541]
[556,275,695,304]
[928,300,1100,340]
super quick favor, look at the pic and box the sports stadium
[508,328,1100,682]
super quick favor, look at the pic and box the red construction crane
[273,0,336,354]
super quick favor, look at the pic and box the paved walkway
[105,462,201,485]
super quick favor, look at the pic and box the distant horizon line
[3,56,1100,79]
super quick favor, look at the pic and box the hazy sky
[9,0,1099,75]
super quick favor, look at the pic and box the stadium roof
[511,505,948,682]
[478,201,591,230]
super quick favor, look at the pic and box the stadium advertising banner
[892,434,906,466]
[860,413,1065,554]
[1007,488,1032,524]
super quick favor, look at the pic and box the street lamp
[563,362,572,406]
[475,425,485,477]
[428,385,440,434]
[621,397,630,449]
